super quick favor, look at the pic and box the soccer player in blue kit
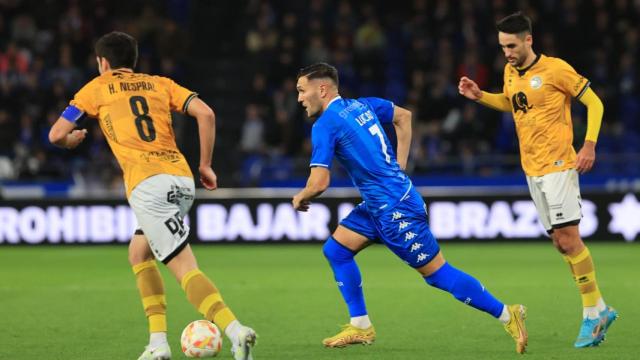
[293,63,528,354]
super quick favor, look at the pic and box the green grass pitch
[0,242,637,359]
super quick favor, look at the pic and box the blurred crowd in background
[0,0,638,193]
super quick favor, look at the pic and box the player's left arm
[49,105,88,149]
[392,105,412,170]
[292,166,331,211]
[576,87,604,174]
[186,96,218,190]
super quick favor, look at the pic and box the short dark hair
[297,62,339,87]
[496,12,532,35]
[94,31,138,69]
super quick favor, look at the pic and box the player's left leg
[130,232,171,360]
[415,252,527,354]
[375,188,527,353]
[542,169,617,347]
[165,245,256,360]
[552,225,618,347]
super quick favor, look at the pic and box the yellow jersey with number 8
[502,54,590,176]
[70,70,196,197]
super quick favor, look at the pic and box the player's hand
[458,76,483,100]
[576,141,596,174]
[199,166,218,190]
[65,129,88,149]
[292,194,311,212]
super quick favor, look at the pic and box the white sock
[149,332,167,347]
[583,306,599,319]
[584,298,607,319]
[498,305,511,324]
[350,315,372,329]
[224,320,242,342]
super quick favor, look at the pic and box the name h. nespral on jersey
[107,80,157,94]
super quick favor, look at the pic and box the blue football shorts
[339,188,440,268]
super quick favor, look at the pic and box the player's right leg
[129,232,171,360]
[322,204,376,348]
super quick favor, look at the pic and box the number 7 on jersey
[368,123,391,163]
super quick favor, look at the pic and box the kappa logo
[392,211,404,220]
[410,243,423,252]
[417,253,428,262]
[398,221,411,231]
[405,232,417,241]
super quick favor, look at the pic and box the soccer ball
[180,320,223,358]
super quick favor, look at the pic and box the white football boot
[231,326,257,360]
[137,342,171,360]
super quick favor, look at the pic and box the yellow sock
[133,260,167,333]
[181,269,237,331]
[566,247,602,307]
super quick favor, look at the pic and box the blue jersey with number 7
[310,96,412,215]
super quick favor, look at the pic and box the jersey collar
[327,95,342,108]
[515,53,541,76]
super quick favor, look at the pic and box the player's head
[94,31,138,74]
[496,12,533,67]
[296,62,339,119]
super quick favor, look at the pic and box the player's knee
[557,242,582,256]
[323,237,355,263]
[552,229,582,254]
[424,262,457,292]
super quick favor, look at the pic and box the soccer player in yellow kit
[458,12,618,348]
[49,32,257,360]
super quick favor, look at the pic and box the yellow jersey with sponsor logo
[70,69,196,197]
[502,54,590,176]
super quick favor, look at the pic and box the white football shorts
[129,174,195,263]
[526,168,582,232]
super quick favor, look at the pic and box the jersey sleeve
[360,97,395,124]
[309,118,338,169]
[69,80,99,117]
[553,59,591,99]
[167,78,198,113]
[502,64,511,97]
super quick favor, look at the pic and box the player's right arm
[185,97,217,190]
[293,118,335,211]
[48,112,88,149]
[458,76,511,112]
[49,82,97,149]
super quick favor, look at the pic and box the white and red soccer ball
[180,320,223,358]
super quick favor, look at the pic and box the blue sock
[424,262,504,318]
[323,237,367,317]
